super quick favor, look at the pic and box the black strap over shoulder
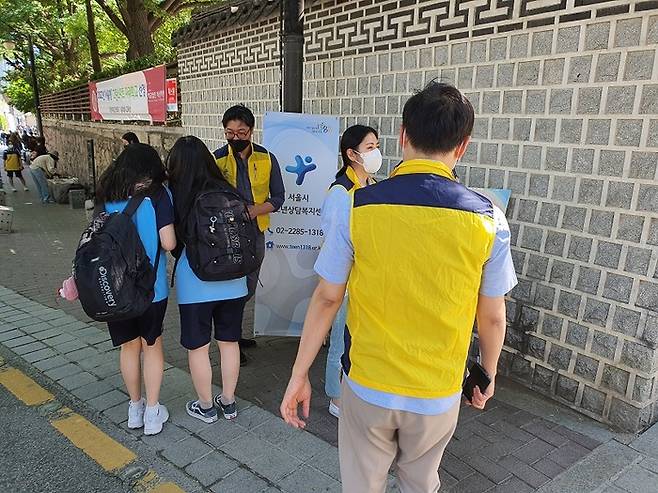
[122,194,147,217]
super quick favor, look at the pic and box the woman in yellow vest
[3,133,29,192]
[214,105,285,364]
[323,125,380,418]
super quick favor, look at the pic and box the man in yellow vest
[280,82,517,492]
[214,105,285,363]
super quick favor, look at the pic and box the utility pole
[281,0,303,113]
[27,35,43,136]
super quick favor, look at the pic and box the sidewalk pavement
[1,172,658,492]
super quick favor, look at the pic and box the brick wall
[176,0,658,431]
[176,14,281,151]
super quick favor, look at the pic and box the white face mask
[356,148,383,174]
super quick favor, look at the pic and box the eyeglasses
[224,129,250,139]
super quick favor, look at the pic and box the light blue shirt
[316,187,518,415]
[175,248,248,304]
[105,187,173,303]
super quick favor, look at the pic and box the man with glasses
[214,105,285,365]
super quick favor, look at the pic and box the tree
[86,0,102,73]
[93,0,222,60]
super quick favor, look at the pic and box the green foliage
[0,113,8,131]
[3,76,35,113]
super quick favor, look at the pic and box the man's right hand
[280,374,312,429]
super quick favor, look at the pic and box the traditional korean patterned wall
[177,0,658,431]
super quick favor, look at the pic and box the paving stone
[306,447,341,482]
[185,453,239,486]
[3,335,36,349]
[245,450,303,483]
[87,389,127,412]
[276,429,329,462]
[197,419,248,448]
[220,433,273,464]
[11,340,48,355]
[22,347,57,363]
[33,355,69,371]
[44,363,81,381]
[54,340,89,354]
[138,422,189,451]
[532,458,565,479]
[210,468,270,493]
[66,347,101,362]
[547,442,591,468]
[512,439,557,465]
[278,464,340,493]
[71,379,115,401]
[102,402,128,425]
[58,372,98,391]
[162,435,213,468]
[31,328,66,341]
[449,471,495,493]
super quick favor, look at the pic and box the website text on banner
[255,112,340,337]
[89,65,166,123]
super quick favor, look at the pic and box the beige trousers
[338,379,460,493]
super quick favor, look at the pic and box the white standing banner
[255,112,340,337]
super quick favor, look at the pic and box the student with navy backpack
[167,136,258,423]
[88,144,176,435]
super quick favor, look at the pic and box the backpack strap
[122,194,147,217]
[170,256,179,288]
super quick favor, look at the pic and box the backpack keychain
[209,216,217,233]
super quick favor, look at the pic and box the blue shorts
[178,297,247,350]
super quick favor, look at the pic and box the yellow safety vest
[215,143,272,232]
[345,159,496,398]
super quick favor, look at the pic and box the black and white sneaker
[213,394,237,420]
[186,400,218,423]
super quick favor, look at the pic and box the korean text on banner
[166,79,178,112]
[88,65,166,122]
[256,112,340,337]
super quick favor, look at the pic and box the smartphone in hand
[462,362,491,403]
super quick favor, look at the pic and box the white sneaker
[23,187,28,192]
[144,403,169,435]
[11,188,16,192]
[127,399,145,429]
[328,401,340,418]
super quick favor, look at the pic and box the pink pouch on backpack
[59,276,79,301]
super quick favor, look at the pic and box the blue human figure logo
[285,155,317,185]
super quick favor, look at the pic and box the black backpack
[74,195,160,322]
[177,181,261,282]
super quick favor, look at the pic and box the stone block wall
[43,119,184,188]
[176,14,281,151]
[176,0,658,431]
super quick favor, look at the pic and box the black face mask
[228,139,250,153]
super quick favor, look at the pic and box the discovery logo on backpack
[74,195,160,322]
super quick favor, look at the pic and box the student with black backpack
[167,136,259,422]
[87,144,176,435]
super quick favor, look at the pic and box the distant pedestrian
[281,81,517,492]
[95,143,176,435]
[323,124,380,419]
[167,135,249,423]
[3,133,28,192]
[121,132,139,146]
[29,147,56,204]
[213,104,285,365]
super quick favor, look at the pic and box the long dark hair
[96,143,166,203]
[166,135,228,234]
[336,124,378,178]
[122,132,139,144]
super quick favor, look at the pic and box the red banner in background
[88,65,166,122]
[166,79,178,112]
